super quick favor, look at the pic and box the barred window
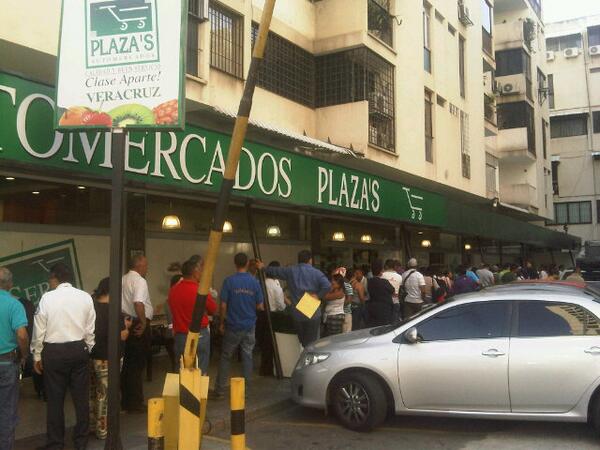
[589,26,600,47]
[551,202,592,225]
[546,34,583,51]
[316,47,395,151]
[368,0,393,47]
[209,2,243,78]
[498,102,535,155]
[251,23,315,107]
[550,114,588,138]
[425,90,433,162]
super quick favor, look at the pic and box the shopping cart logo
[403,187,424,221]
[90,0,153,36]
[85,0,159,68]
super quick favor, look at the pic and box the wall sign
[55,0,187,130]
[0,72,447,227]
[0,240,83,306]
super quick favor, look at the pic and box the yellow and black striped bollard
[148,398,165,450]
[230,377,246,450]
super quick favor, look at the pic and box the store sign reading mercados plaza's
[0,73,446,226]
[55,0,186,130]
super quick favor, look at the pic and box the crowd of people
[0,250,583,449]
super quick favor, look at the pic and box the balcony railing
[482,29,493,56]
[497,127,536,161]
[501,183,537,208]
[484,96,496,125]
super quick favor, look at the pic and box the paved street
[213,404,600,450]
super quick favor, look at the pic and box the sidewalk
[14,354,292,449]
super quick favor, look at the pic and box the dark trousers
[121,322,150,410]
[351,304,365,331]
[403,302,422,319]
[42,341,90,450]
[293,316,320,348]
[257,311,275,376]
[0,361,19,450]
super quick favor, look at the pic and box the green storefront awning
[0,71,581,250]
[445,199,579,250]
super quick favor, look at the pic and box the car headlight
[296,352,330,370]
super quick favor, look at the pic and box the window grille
[550,202,592,225]
[546,34,583,51]
[251,23,315,107]
[368,0,393,47]
[550,114,588,138]
[209,2,243,78]
[316,47,395,151]
[425,90,433,162]
[497,102,535,155]
[187,14,200,77]
[460,111,470,178]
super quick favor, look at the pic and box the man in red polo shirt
[168,257,216,373]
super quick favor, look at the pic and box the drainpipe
[583,29,598,241]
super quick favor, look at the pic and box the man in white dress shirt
[31,263,95,450]
[120,254,153,413]
[381,259,403,322]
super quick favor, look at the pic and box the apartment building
[0,0,577,306]
[544,15,600,250]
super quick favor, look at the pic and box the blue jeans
[0,362,19,450]
[174,328,210,374]
[215,327,255,394]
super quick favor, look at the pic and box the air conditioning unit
[501,82,522,95]
[458,2,474,26]
[590,45,600,56]
[564,47,580,58]
[188,0,209,21]
[546,51,555,61]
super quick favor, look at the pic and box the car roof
[452,281,600,303]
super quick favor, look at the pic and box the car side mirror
[404,327,419,344]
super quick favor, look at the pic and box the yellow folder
[295,293,321,319]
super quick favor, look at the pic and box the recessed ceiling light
[32,191,40,195]
[5,177,15,181]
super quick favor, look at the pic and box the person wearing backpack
[401,258,426,319]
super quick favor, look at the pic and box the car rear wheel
[330,372,388,432]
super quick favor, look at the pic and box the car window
[518,301,600,337]
[417,301,510,342]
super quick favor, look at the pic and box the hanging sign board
[0,240,83,306]
[55,0,187,130]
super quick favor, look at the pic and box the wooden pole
[246,201,283,379]
[182,0,278,369]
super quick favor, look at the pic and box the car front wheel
[330,371,388,432]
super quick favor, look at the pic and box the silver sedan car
[291,282,600,433]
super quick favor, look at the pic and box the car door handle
[585,347,600,355]
[482,349,506,357]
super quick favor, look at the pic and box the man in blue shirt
[257,250,332,347]
[213,253,264,398]
[0,267,29,450]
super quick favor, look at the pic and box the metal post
[183,0,277,369]
[245,202,283,379]
[105,129,126,450]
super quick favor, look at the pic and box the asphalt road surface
[214,404,600,450]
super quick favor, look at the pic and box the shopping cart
[98,4,150,31]
[403,187,424,221]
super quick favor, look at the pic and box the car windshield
[369,300,451,336]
